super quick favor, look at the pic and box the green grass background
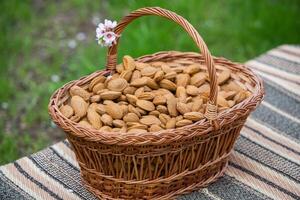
[0,0,299,164]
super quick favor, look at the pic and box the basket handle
[106,7,219,125]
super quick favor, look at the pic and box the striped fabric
[1,45,299,200]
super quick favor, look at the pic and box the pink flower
[96,19,119,47]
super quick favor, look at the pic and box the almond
[176,86,187,103]
[183,112,204,121]
[126,94,138,105]
[136,100,155,111]
[131,70,141,82]
[70,96,88,118]
[101,114,113,126]
[130,77,148,87]
[95,104,106,115]
[153,71,164,82]
[112,119,125,128]
[149,110,160,117]
[137,92,154,100]
[228,100,235,107]
[123,55,136,71]
[218,70,231,85]
[217,95,229,107]
[90,95,101,103]
[166,118,176,129]
[116,64,124,74]
[136,62,152,70]
[159,79,177,91]
[234,90,248,103]
[100,91,121,100]
[186,85,200,96]
[176,119,193,127]
[176,102,191,115]
[123,112,140,122]
[89,75,106,91]
[105,103,123,119]
[120,70,133,82]
[127,122,148,130]
[159,113,171,125]
[161,63,173,73]
[78,120,93,128]
[123,86,137,95]
[192,99,203,112]
[87,109,102,129]
[184,64,201,74]
[99,126,112,132]
[128,105,141,117]
[149,124,163,132]
[59,105,74,118]
[156,105,168,114]
[198,84,210,94]
[164,71,177,80]
[92,83,105,94]
[146,78,160,90]
[141,66,158,77]
[176,74,190,87]
[153,95,167,105]
[221,81,242,92]
[140,115,161,125]
[107,78,128,92]
[190,72,207,87]
[70,115,80,122]
[167,97,178,117]
[70,86,91,101]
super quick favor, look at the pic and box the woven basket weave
[48,7,264,200]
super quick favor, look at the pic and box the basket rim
[48,51,264,145]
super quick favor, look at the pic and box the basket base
[81,158,228,200]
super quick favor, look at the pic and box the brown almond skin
[183,64,201,74]
[176,86,187,103]
[159,113,171,125]
[153,95,167,105]
[166,118,176,129]
[89,75,106,91]
[156,105,168,114]
[176,119,193,127]
[123,55,136,71]
[153,71,164,82]
[112,119,125,128]
[167,97,178,117]
[159,79,177,91]
[100,91,122,100]
[59,105,74,118]
[87,109,102,129]
[131,70,141,82]
[101,114,113,126]
[140,115,161,125]
[123,113,140,123]
[92,83,105,94]
[190,72,207,87]
[127,129,147,133]
[105,103,124,120]
[126,94,138,105]
[149,124,163,132]
[78,120,93,128]
[107,78,128,92]
[183,112,204,121]
[176,74,190,87]
[218,70,231,85]
[186,85,200,96]
[70,95,88,118]
[70,86,91,101]
[176,102,191,115]
[136,100,155,112]
[120,70,133,82]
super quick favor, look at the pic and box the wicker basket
[48,7,264,200]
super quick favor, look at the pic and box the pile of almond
[59,55,251,133]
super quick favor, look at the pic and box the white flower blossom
[96,19,119,47]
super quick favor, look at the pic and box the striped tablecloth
[1,45,299,200]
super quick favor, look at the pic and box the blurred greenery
[0,0,299,164]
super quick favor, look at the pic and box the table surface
[1,45,299,200]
